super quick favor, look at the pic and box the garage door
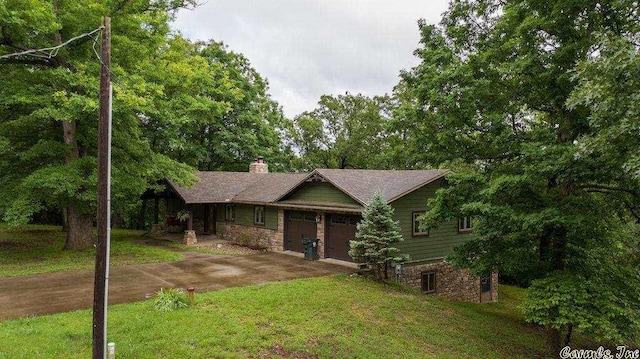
[284,211,317,253]
[326,214,361,262]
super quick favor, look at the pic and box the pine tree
[349,192,408,281]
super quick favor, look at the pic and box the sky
[172,0,450,118]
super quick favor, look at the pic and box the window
[481,275,491,293]
[412,212,429,236]
[421,271,436,293]
[330,216,347,225]
[225,204,235,221]
[458,216,473,232]
[254,206,265,225]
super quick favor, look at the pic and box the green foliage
[290,93,397,170]
[0,0,294,248]
[152,287,189,312]
[141,37,294,172]
[401,0,640,347]
[349,192,408,280]
[175,209,190,223]
[0,0,202,247]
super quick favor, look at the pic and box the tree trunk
[62,207,68,232]
[547,326,562,355]
[64,207,94,250]
[564,324,573,347]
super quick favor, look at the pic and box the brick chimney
[249,156,268,173]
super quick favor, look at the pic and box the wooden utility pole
[93,16,111,359]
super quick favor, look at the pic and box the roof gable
[314,169,449,205]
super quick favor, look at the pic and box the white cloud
[172,0,450,117]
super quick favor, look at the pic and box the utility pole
[93,16,111,359]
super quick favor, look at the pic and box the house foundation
[397,261,498,303]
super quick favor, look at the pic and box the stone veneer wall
[397,261,498,303]
[217,221,283,252]
[316,211,326,258]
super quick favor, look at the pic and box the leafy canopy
[401,0,640,346]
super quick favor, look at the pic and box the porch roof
[168,172,308,204]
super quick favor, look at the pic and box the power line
[0,26,104,60]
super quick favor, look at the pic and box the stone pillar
[183,230,197,246]
[272,208,285,251]
[316,212,325,259]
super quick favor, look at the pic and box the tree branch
[577,184,640,198]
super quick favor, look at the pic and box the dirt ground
[0,251,352,320]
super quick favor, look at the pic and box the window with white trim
[225,204,235,221]
[458,216,473,232]
[254,206,265,225]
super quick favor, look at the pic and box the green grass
[0,224,183,277]
[0,276,555,358]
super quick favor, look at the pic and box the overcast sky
[172,0,450,118]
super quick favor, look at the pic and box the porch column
[187,210,193,231]
[203,204,210,234]
[163,197,169,226]
[153,197,159,224]
[183,209,197,246]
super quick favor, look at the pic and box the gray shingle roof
[233,173,309,203]
[168,172,308,204]
[313,169,449,205]
[169,168,449,206]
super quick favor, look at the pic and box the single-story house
[150,157,497,303]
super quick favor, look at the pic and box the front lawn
[0,224,183,277]
[0,276,555,358]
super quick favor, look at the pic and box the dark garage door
[284,211,317,253]
[326,214,361,262]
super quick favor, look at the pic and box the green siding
[215,204,225,222]
[216,203,277,230]
[264,206,278,229]
[286,182,359,205]
[391,179,476,262]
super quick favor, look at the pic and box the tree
[140,36,295,172]
[400,0,640,348]
[349,192,408,281]
[290,93,396,170]
[0,0,197,249]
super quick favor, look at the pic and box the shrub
[153,287,189,312]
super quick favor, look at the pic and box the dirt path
[0,252,351,320]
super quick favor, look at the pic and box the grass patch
[0,224,183,277]
[0,276,555,358]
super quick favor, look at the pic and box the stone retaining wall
[397,261,498,303]
[217,221,282,252]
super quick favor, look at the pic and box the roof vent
[249,156,268,174]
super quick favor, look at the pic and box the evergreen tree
[349,192,408,281]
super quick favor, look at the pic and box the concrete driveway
[0,252,351,320]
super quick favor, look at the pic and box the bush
[153,288,189,312]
